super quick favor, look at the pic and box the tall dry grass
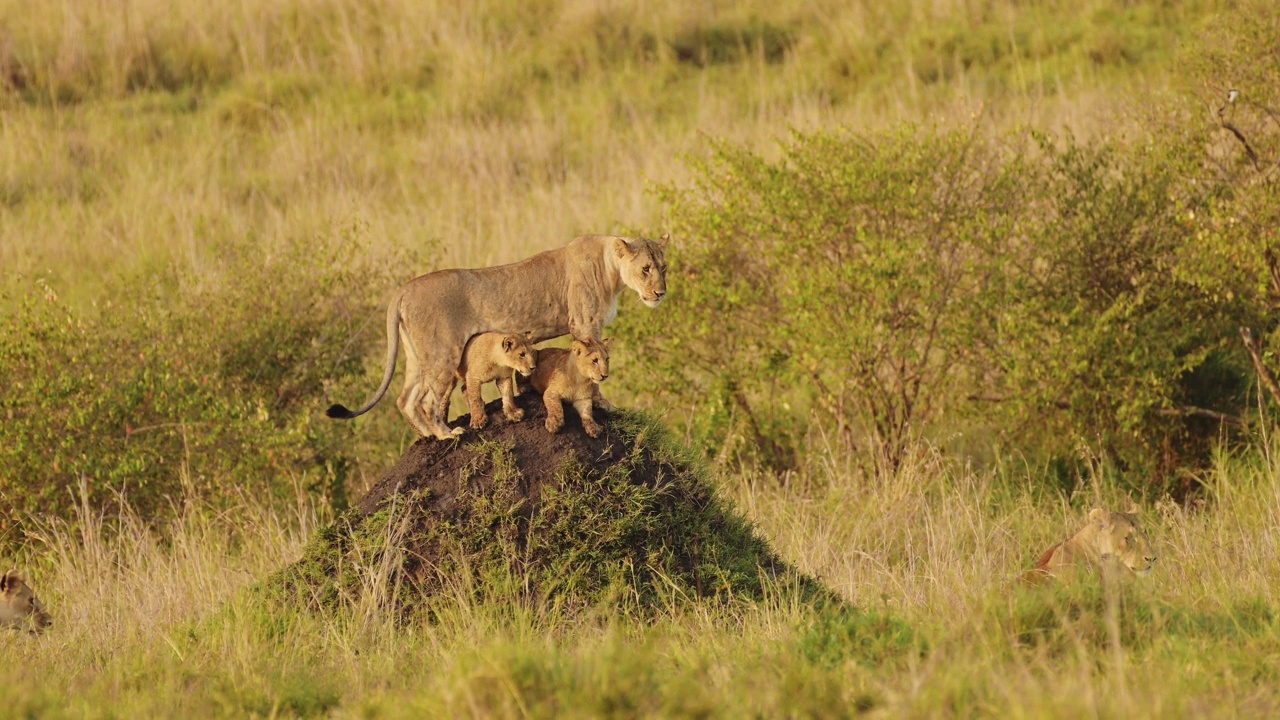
[1,0,1213,309]
[3,433,1278,716]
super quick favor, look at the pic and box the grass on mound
[262,403,844,620]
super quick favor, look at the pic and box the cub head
[571,337,613,384]
[1087,506,1157,577]
[499,333,538,377]
[1,572,52,634]
[614,234,670,308]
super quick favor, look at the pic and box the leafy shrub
[618,126,1039,473]
[620,120,1268,490]
[0,221,423,542]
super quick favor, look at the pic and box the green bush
[618,127,1037,473]
[0,222,422,541]
[620,119,1269,490]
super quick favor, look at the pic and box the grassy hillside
[1,0,1227,306]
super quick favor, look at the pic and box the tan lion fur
[530,337,615,438]
[327,234,669,439]
[441,332,538,430]
[1021,506,1157,585]
[1,572,52,634]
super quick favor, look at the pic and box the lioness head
[1088,507,1157,576]
[615,234,670,308]
[571,337,613,384]
[1,572,52,634]
[500,333,538,377]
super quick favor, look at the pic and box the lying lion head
[1,572,52,634]
[1085,507,1157,577]
[615,234,670,308]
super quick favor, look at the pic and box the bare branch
[1239,326,1280,406]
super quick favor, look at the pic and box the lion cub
[1,572,52,634]
[530,337,615,438]
[1021,505,1157,585]
[444,332,538,430]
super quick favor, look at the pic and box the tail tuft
[326,404,355,419]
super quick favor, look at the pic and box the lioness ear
[602,337,615,348]
[1125,496,1140,514]
[1088,507,1108,528]
[0,572,15,593]
[524,331,535,342]
[658,232,671,249]
[613,237,633,258]
[502,336,516,352]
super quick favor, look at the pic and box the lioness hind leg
[426,364,465,438]
[498,376,524,421]
[397,349,439,437]
[573,399,602,438]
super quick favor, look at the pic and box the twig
[1239,327,1280,406]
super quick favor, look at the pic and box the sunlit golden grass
[1,0,1223,309]
[3,436,1278,717]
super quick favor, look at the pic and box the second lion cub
[445,332,538,430]
[530,337,615,438]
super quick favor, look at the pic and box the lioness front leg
[543,390,566,434]
[592,386,615,413]
[573,399,602,438]
[498,376,524,422]
[464,379,489,430]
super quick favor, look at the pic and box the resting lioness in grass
[530,337,614,438]
[327,234,669,440]
[1,572,52,634]
[440,332,538,430]
[1021,505,1157,585]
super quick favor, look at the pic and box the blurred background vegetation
[2,0,1278,531]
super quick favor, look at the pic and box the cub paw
[584,423,602,438]
[545,417,563,434]
[505,408,526,422]
[470,414,489,430]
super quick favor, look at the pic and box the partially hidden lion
[530,337,614,438]
[1,572,52,634]
[1021,505,1157,585]
[440,332,538,430]
[327,234,669,439]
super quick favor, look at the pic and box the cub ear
[658,232,671,249]
[572,340,586,356]
[502,336,516,352]
[1088,507,1109,528]
[613,237,633,258]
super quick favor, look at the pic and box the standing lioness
[327,234,669,439]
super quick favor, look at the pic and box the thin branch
[1239,326,1280,406]
[1155,405,1244,426]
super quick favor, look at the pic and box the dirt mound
[271,391,833,616]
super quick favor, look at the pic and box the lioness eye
[642,265,651,274]
[593,358,599,364]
